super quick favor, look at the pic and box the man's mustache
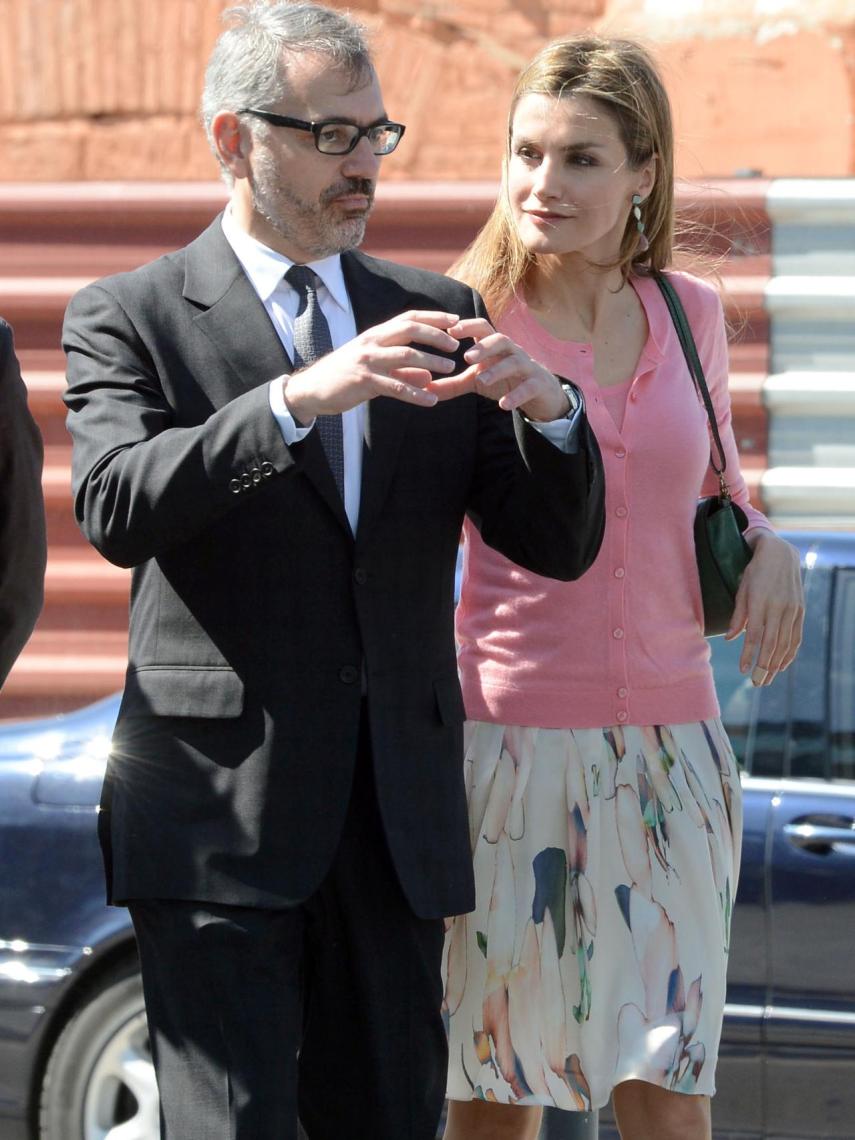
[322,179,375,205]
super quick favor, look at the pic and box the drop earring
[632,193,649,252]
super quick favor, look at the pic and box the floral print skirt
[443,718,742,1110]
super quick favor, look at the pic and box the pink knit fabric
[598,374,632,432]
[456,271,771,730]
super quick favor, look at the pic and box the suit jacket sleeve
[64,268,604,581]
[465,291,606,582]
[63,282,296,569]
[0,320,46,686]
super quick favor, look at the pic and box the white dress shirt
[220,209,581,536]
[221,209,365,532]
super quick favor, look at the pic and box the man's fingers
[373,374,438,406]
[447,317,496,342]
[400,310,461,326]
[390,367,435,386]
[378,345,456,377]
[428,365,480,401]
[377,312,462,352]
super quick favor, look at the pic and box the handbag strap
[654,272,730,494]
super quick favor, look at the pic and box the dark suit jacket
[0,319,46,688]
[63,218,604,919]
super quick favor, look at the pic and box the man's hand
[428,317,571,422]
[281,310,460,424]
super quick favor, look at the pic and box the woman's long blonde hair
[452,35,675,315]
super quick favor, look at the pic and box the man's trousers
[129,709,448,1140]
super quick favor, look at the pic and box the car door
[762,563,855,1139]
[710,630,783,1137]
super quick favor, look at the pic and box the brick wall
[0,0,852,181]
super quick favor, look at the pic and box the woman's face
[507,92,655,263]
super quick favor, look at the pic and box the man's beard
[250,159,375,259]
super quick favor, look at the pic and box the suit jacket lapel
[184,218,290,388]
[343,251,414,542]
[184,218,351,535]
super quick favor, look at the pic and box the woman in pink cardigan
[441,35,804,1140]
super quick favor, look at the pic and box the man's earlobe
[212,112,248,174]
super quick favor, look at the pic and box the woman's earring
[632,193,649,252]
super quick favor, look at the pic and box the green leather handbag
[655,273,753,637]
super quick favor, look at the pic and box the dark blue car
[1,533,853,1140]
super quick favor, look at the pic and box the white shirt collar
[220,207,350,313]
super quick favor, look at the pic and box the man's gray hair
[201,1,374,173]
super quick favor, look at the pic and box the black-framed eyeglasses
[239,109,406,155]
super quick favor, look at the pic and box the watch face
[562,384,579,413]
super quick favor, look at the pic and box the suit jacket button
[353,567,368,585]
[339,665,359,684]
[229,478,242,494]
[251,467,262,484]
[260,461,274,477]
[241,472,253,489]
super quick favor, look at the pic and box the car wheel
[39,968,159,1140]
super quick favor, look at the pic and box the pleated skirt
[443,718,742,1110]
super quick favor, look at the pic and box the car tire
[39,967,159,1140]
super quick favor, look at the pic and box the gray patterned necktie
[285,264,345,500]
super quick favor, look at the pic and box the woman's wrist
[744,527,777,552]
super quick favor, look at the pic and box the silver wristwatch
[560,381,581,417]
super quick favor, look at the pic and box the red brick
[0,2,853,181]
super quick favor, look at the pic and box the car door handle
[784,821,855,851]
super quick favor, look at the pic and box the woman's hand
[430,317,572,422]
[726,530,804,685]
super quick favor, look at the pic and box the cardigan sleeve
[674,274,773,537]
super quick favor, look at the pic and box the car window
[830,569,855,780]
[711,617,797,777]
[709,635,756,769]
[711,559,834,780]
[784,561,832,780]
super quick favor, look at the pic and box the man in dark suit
[63,4,604,1139]
[0,318,46,688]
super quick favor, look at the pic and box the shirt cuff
[268,377,315,445]
[527,399,585,454]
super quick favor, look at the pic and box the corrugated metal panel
[762,180,855,525]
